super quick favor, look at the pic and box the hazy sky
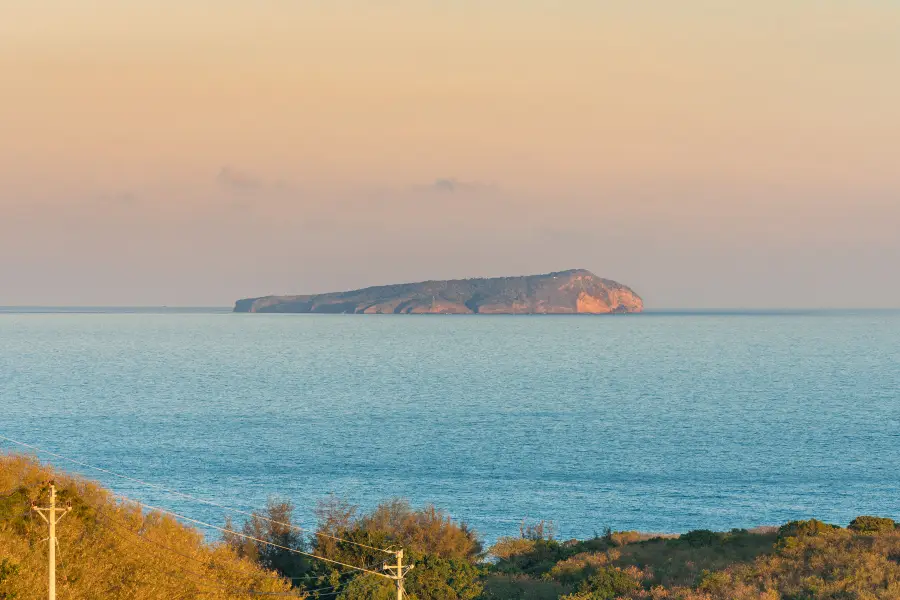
[2,1,898,307]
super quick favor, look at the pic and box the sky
[1,1,898,308]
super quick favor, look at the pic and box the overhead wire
[119,496,393,579]
[0,433,395,555]
[93,512,306,598]
[0,434,407,595]
[0,450,370,598]
[97,508,367,598]
[98,505,383,586]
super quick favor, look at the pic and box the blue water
[1,311,898,543]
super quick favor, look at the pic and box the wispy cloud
[418,177,495,193]
[216,166,264,191]
[96,191,140,206]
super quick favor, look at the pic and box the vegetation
[3,454,899,599]
[226,495,484,599]
[484,520,900,600]
[0,454,296,599]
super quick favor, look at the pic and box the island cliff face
[234,270,643,314]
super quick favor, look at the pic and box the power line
[0,434,394,555]
[98,502,380,598]
[94,513,306,598]
[98,506,377,584]
[2,434,412,596]
[121,496,391,578]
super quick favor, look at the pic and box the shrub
[547,552,612,585]
[561,566,641,600]
[521,520,556,541]
[777,519,838,539]
[610,531,642,547]
[678,530,722,547]
[480,574,570,600]
[848,515,896,534]
[0,559,20,599]
[490,537,537,561]
[696,569,731,596]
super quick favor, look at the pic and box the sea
[1,308,897,544]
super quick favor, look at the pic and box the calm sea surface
[1,310,898,543]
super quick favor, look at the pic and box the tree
[520,520,556,541]
[224,497,310,582]
[403,555,482,600]
[313,498,483,600]
[336,574,394,600]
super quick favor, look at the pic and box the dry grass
[0,454,297,600]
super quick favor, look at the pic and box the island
[234,269,643,314]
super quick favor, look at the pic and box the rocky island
[234,269,643,314]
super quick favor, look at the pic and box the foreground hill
[2,456,898,599]
[0,455,294,599]
[234,269,644,314]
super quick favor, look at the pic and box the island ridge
[234,269,644,314]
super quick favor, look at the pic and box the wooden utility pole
[395,550,404,600]
[32,481,71,600]
[385,549,412,600]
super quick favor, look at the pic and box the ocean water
[1,310,898,544]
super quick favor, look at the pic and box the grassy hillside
[0,455,296,599]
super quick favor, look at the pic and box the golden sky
[1,1,898,306]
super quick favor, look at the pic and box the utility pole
[32,481,71,600]
[384,549,412,600]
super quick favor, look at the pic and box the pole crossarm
[382,549,413,600]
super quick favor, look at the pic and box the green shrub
[696,569,731,596]
[0,559,20,600]
[609,531,642,547]
[546,552,614,586]
[480,574,570,600]
[561,567,640,600]
[777,519,839,539]
[678,529,722,547]
[848,515,896,534]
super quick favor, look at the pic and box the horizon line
[2,306,899,313]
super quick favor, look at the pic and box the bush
[489,538,570,578]
[0,559,20,599]
[546,552,613,586]
[490,537,537,561]
[696,569,732,596]
[609,531,642,547]
[777,519,839,539]
[520,520,556,541]
[678,530,722,547]
[848,516,896,534]
[561,567,640,600]
[480,574,570,600]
